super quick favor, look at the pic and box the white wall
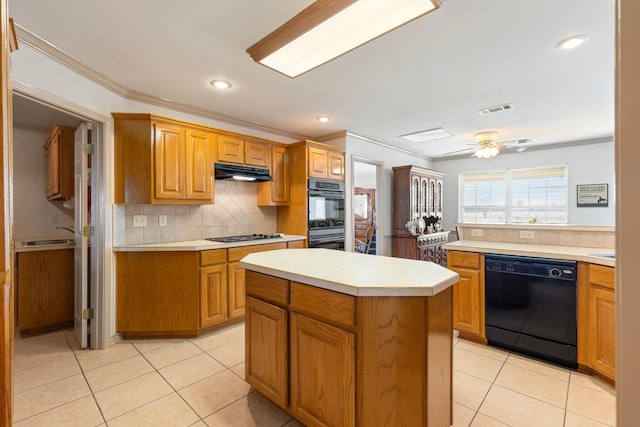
[433,140,615,231]
[13,125,75,238]
[345,134,432,256]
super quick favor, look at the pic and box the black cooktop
[205,233,284,243]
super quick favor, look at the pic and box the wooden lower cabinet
[116,242,288,338]
[246,296,288,408]
[200,252,228,328]
[17,249,74,335]
[291,313,355,427]
[580,263,616,383]
[227,262,245,319]
[448,251,485,343]
[245,270,452,427]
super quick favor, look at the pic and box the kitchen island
[240,249,459,427]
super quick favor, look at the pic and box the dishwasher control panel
[485,254,577,280]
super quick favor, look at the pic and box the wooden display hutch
[392,165,448,265]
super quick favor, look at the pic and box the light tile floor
[13,324,616,426]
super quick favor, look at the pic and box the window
[459,165,568,224]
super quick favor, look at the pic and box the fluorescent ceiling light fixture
[247,0,445,78]
[210,80,232,89]
[316,115,331,122]
[556,34,590,50]
[400,127,452,143]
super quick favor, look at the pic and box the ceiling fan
[443,131,530,158]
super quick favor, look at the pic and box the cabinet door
[327,151,344,181]
[452,267,483,337]
[271,146,289,203]
[588,287,616,381]
[308,147,328,178]
[245,140,270,167]
[154,122,186,200]
[218,135,244,163]
[185,129,214,201]
[18,249,74,331]
[200,264,228,328]
[291,312,355,427]
[246,296,288,409]
[45,130,61,198]
[410,174,421,222]
[227,261,245,319]
[420,176,429,219]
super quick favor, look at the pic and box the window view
[459,165,568,224]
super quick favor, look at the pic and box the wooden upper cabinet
[217,135,244,164]
[154,122,186,200]
[307,146,345,180]
[113,114,215,204]
[44,124,75,201]
[308,146,328,178]
[328,150,345,180]
[258,145,289,206]
[185,129,214,200]
[245,140,270,167]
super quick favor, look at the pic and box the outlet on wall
[519,230,535,239]
[133,215,147,227]
[159,215,167,227]
[470,229,484,237]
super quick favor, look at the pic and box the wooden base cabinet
[578,263,616,383]
[246,296,288,409]
[291,313,355,427]
[245,270,452,427]
[17,249,74,335]
[448,251,486,343]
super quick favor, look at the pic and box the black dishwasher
[485,254,578,368]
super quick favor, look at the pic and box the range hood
[214,163,272,182]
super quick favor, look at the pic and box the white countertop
[239,248,459,297]
[443,240,615,267]
[113,235,306,252]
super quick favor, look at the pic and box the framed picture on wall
[577,183,608,207]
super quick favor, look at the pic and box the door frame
[350,156,383,255]
[12,80,112,350]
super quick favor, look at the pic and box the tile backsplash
[113,181,277,246]
[456,223,615,249]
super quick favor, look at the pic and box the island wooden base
[245,270,453,427]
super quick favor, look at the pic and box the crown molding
[14,24,309,142]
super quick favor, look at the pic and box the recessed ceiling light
[556,34,590,50]
[316,115,331,123]
[400,127,452,143]
[210,80,232,89]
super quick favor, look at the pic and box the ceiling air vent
[477,103,513,116]
[400,127,452,143]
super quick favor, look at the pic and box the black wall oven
[308,178,345,250]
[485,254,578,368]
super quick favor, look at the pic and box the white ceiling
[8,0,615,158]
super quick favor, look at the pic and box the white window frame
[458,165,569,224]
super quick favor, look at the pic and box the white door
[74,123,92,348]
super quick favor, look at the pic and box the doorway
[12,90,107,349]
[352,158,382,255]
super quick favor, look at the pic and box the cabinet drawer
[228,242,287,262]
[589,264,615,290]
[246,271,288,306]
[201,249,226,266]
[449,251,480,269]
[290,282,355,329]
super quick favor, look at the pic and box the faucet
[57,226,75,235]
